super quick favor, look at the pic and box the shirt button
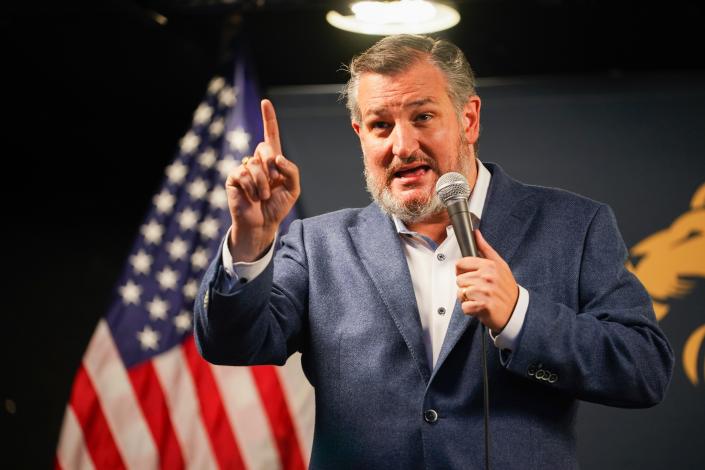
[423,409,438,423]
[437,307,446,315]
[436,253,446,261]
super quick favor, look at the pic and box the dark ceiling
[7,0,705,89]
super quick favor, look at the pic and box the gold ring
[462,287,470,302]
[241,156,250,166]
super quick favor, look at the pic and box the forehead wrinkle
[363,97,438,119]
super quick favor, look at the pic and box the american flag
[55,52,314,469]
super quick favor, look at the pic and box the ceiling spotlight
[326,0,460,35]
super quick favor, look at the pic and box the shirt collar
[393,159,492,236]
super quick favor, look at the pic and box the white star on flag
[187,178,209,201]
[167,237,189,261]
[193,103,214,126]
[198,148,217,168]
[166,161,188,184]
[209,118,225,137]
[147,296,169,321]
[177,208,199,231]
[180,131,200,154]
[182,279,198,300]
[130,250,153,275]
[226,127,251,153]
[156,266,179,291]
[173,311,193,333]
[209,186,228,210]
[119,280,142,305]
[199,217,220,240]
[217,156,238,179]
[218,85,237,107]
[207,76,225,94]
[153,190,175,215]
[136,325,160,350]
[141,220,164,245]
[190,248,209,271]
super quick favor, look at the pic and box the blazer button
[423,409,438,423]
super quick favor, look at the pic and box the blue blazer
[195,163,673,469]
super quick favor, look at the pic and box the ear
[462,95,481,146]
[352,120,361,136]
[691,182,705,209]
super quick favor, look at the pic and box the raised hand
[225,99,300,262]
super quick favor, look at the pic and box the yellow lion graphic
[627,182,705,386]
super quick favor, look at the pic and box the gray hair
[341,34,477,123]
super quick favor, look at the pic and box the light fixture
[326,0,460,35]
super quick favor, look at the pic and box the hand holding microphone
[436,172,519,333]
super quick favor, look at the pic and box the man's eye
[416,113,432,122]
[372,121,390,129]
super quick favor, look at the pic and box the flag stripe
[71,364,127,469]
[250,366,306,470]
[153,345,220,469]
[278,353,315,464]
[56,405,97,470]
[128,361,185,470]
[211,363,280,469]
[183,336,247,469]
[83,321,159,469]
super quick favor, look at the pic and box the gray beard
[365,168,445,223]
[364,152,474,224]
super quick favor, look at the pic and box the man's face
[352,58,481,223]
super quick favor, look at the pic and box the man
[195,35,674,469]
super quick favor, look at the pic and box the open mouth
[393,164,432,179]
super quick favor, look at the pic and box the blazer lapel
[432,163,538,378]
[478,163,538,264]
[348,204,432,383]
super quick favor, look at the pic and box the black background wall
[2,1,704,468]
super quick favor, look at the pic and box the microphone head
[436,172,471,206]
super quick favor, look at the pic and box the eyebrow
[364,98,437,118]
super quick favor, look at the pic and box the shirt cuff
[221,227,276,287]
[490,285,529,351]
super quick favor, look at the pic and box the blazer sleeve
[193,219,309,366]
[503,204,675,408]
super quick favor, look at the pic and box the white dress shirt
[221,160,529,369]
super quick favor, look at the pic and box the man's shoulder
[300,206,368,225]
[525,181,604,209]
[295,203,385,232]
[487,162,606,217]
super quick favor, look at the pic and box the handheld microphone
[435,172,478,257]
[436,171,491,470]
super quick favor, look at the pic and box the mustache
[385,154,440,183]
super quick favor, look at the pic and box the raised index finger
[261,99,282,156]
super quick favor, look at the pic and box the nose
[391,122,419,159]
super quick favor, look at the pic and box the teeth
[396,166,426,178]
